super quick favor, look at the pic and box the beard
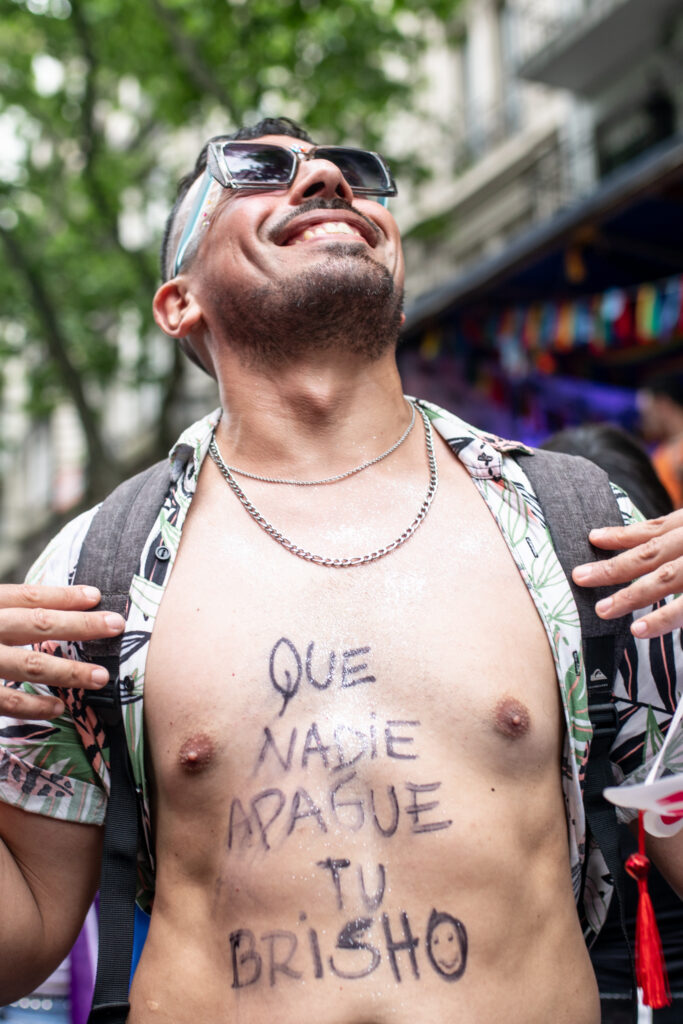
[205,245,404,369]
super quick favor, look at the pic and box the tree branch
[148,0,242,124]
[69,0,159,296]
[0,224,117,495]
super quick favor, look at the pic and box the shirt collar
[168,407,222,483]
[416,398,532,482]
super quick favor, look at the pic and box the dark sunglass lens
[222,143,293,184]
[318,148,389,191]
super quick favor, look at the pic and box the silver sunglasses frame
[206,141,397,197]
[172,141,397,276]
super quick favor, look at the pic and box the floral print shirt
[1,399,681,939]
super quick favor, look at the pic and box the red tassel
[624,810,671,1009]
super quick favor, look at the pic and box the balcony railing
[513,0,681,95]
[513,0,630,69]
[454,96,522,170]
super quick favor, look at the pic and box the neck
[212,347,410,481]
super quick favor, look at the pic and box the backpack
[74,449,636,1024]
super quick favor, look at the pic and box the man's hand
[572,509,683,639]
[0,584,125,719]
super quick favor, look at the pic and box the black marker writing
[359,863,386,912]
[425,909,467,980]
[333,724,368,772]
[265,637,376,712]
[317,858,386,913]
[253,717,422,778]
[251,788,286,850]
[261,931,302,986]
[330,771,365,831]
[301,723,330,769]
[308,927,324,979]
[230,929,261,988]
[317,857,351,910]
[370,712,378,759]
[341,647,376,688]
[370,784,399,837]
[287,788,327,837]
[227,778,451,853]
[329,918,381,980]
[256,727,297,774]
[382,912,420,982]
[306,643,336,690]
[405,782,453,834]
[227,798,253,850]
[269,637,301,717]
[385,721,420,760]
[229,906,467,988]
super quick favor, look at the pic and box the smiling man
[1,116,683,1024]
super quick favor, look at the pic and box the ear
[400,312,406,326]
[153,278,204,338]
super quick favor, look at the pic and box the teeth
[295,221,363,243]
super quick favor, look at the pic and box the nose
[287,156,355,205]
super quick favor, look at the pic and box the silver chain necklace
[208,403,439,568]
[222,399,416,486]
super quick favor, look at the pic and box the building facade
[398,0,683,445]
[400,0,683,301]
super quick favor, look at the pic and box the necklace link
[209,402,438,568]
[224,399,416,486]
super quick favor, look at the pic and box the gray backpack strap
[516,450,630,651]
[516,449,633,704]
[75,459,171,650]
[516,448,636,1021]
[73,459,171,1024]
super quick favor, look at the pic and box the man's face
[171,134,405,368]
[180,134,404,297]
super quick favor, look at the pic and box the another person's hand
[572,509,683,639]
[0,584,125,719]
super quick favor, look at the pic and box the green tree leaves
[1,0,458,496]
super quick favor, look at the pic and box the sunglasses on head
[172,141,397,276]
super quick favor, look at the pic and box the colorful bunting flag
[416,273,683,363]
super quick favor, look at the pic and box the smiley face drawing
[425,909,467,981]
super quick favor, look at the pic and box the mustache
[268,197,381,245]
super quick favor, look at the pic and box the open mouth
[275,209,378,248]
[287,220,365,244]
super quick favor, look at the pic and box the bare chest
[144,459,562,821]
[136,460,583,1018]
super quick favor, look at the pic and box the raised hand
[0,584,125,719]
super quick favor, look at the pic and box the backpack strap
[73,460,171,1024]
[515,449,636,1019]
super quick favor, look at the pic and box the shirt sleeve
[608,485,683,816]
[0,506,109,826]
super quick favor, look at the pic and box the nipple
[178,733,215,773]
[493,697,530,739]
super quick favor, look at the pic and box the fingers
[0,645,111,690]
[0,605,125,647]
[626,596,683,640]
[585,509,683,552]
[581,564,680,627]
[0,584,125,719]
[0,583,102,611]
[571,511,683,640]
[574,528,683,590]
[0,684,65,721]
[572,528,683,640]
